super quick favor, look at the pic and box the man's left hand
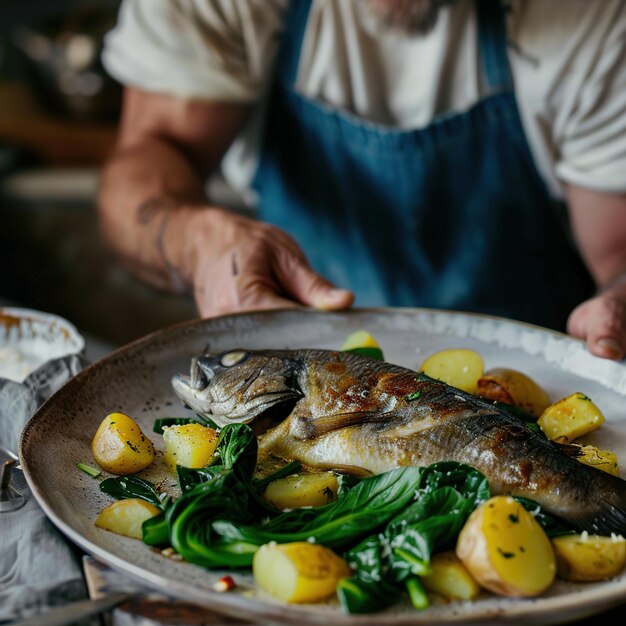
[567,283,626,360]
[565,184,626,361]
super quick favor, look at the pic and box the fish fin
[303,463,373,478]
[553,442,583,459]
[291,411,398,439]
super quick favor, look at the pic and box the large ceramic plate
[19,309,626,625]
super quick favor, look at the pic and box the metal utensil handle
[0,459,14,490]
[0,459,27,511]
[10,593,130,626]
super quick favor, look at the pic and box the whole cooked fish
[172,348,626,533]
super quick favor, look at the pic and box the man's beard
[359,0,457,36]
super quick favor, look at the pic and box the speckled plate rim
[18,307,626,625]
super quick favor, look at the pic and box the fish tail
[572,471,626,535]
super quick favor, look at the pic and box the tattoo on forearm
[231,252,239,276]
[137,196,173,224]
[136,196,187,293]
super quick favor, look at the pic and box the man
[99,0,626,359]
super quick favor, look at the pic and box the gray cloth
[0,355,88,623]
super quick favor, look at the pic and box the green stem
[393,548,432,576]
[406,576,429,611]
[76,462,101,478]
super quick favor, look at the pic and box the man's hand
[567,283,626,360]
[99,88,351,317]
[566,184,626,360]
[185,208,354,317]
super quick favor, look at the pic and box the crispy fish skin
[172,349,626,534]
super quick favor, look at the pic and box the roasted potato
[91,412,154,475]
[552,534,626,581]
[419,349,484,394]
[95,498,161,539]
[264,472,339,510]
[537,392,605,443]
[477,368,550,417]
[456,496,556,597]
[421,551,481,601]
[253,542,351,603]
[163,423,219,469]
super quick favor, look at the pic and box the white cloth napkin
[0,355,88,623]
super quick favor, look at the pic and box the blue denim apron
[252,0,594,330]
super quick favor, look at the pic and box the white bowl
[0,307,85,382]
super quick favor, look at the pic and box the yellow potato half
[163,423,219,469]
[264,472,339,510]
[91,412,154,475]
[95,498,160,539]
[538,393,605,443]
[477,368,550,417]
[419,349,484,394]
[456,496,556,597]
[421,551,481,601]
[552,534,626,581]
[253,542,351,603]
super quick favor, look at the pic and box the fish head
[171,349,301,427]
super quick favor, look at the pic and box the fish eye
[220,350,250,368]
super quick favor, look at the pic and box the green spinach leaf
[100,475,163,507]
[215,466,424,550]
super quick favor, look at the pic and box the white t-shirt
[102,0,626,201]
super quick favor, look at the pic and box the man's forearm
[98,136,208,293]
[97,88,352,318]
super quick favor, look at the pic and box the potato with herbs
[95,498,160,539]
[253,542,351,603]
[263,472,339,509]
[456,496,556,597]
[552,534,626,581]
[477,368,550,417]
[91,412,154,475]
[538,392,605,442]
[163,423,219,469]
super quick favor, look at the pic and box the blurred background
[0,0,199,353]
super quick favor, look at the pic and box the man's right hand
[98,87,352,318]
[185,207,354,317]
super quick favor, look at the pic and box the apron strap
[279,0,314,86]
[476,0,514,92]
